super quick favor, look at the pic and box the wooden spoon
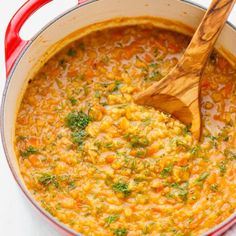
[135,0,236,140]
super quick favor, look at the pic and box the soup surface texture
[15,23,236,236]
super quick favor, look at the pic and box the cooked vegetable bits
[15,24,236,235]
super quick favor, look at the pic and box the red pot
[2,0,236,235]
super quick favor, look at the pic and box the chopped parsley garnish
[170,182,180,188]
[113,228,128,236]
[224,149,236,160]
[105,214,119,226]
[143,63,163,81]
[190,145,201,156]
[68,97,77,105]
[38,173,59,188]
[142,117,152,126]
[170,181,189,201]
[165,193,174,199]
[95,91,101,98]
[178,189,188,201]
[21,146,38,158]
[136,149,146,158]
[149,63,158,68]
[210,183,219,192]
[112,80,121,92]
[160,164,173,178]
[207,135,218,148]
[68,181,76,190]
[182,124,191,136]
[112,182,131,197]
[66,111,91,146]
[196,172,209,182]
[67,48,77,57]
[171,138,189,150]
[148,70,162,81]
[219,162,227,176]
[129,135,149,148]
[66,111,91,131]
[71,130,88,145]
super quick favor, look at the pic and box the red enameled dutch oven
[1,0,236,235]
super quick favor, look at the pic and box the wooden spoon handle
[178,0,236,73]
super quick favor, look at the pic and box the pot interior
[2,0,236,235]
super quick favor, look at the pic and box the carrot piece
[168,43,180,53]
[144,54,152,63]
[28,137,38,146]
[201,80,211,89]
[147,144,159,156]
[29,155,40,167]
[85,70,94,79]
[124,47,134,60]
[213,114,222,121]
[130,149,137,156]
[152,206,163,213]
[224,83,233,96]
[217,56,229,70]
[106,155,115,164]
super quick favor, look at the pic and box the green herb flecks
[171,138,189,150]
[21,146,38,158]
[178,189,188,201]
[95,91,101,98]
[112,182,131,197]
[68,97,77,106]
[171,181,189,201]
[129,135,149,148]
[149,70,162,81]
[68,181,76,190]
[144,63,163,81]
[105,214,119,226]
[182,124,191,136]
[160,164,173,178]
[67,48,77,57]
[210,183,219,192]
[190,145,201,156]
[219,162,227,176]
[66,111,91,131]
[71,130,88,146]
[66,111,91,146]
[224,149,236,160]
[196,172,209,183]
[112,80,121,92]
[207,135,218,148]
[113,228,128,236]
[38,173,59,188]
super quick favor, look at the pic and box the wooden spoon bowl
[135,0,236,140]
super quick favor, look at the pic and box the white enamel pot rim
[1,0,236,235]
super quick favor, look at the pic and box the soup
[15,21,236,236]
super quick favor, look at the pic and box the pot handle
[5,0,89,77]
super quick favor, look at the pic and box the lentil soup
[15,21,236,236]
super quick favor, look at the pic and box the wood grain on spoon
[135,0,236,140]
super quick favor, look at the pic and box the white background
[0,1,235,235]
